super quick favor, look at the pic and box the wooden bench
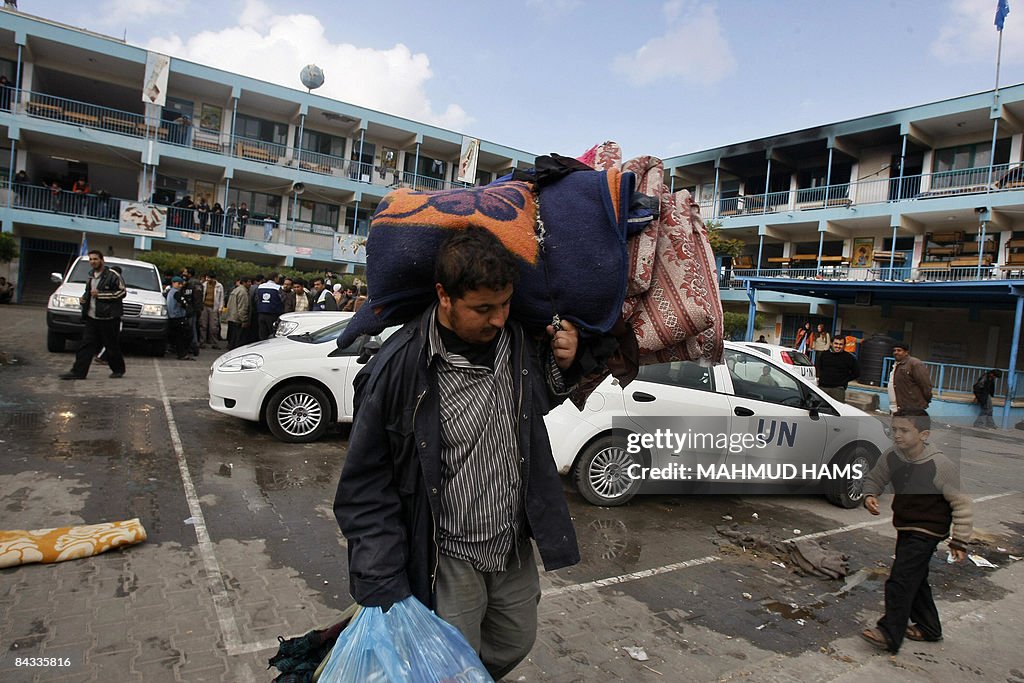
[299,160,333,175]
[928,231,964,243]
[732,256,754,269]
[1006,252,1024,266]
[960,241,996,255]
[872,251,906,264]
[917,261,950,270]
[766,257,791,267]
[192,137,221,153]
[27,101,63,118]
[927,246,959,257]
[64,110,99,127]
[950,256,992,268]
[236,142,275,163]
[102,115,138,134]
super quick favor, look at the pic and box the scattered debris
[751,513,759,519]
[741,592,753,600]
[792,529,802,535]
[183,516,199,525]
[722,515,733,521]
[969,554,997,568]
[642,664,663,676]
[771,561,786,569]
[623,646,649,662]
[1009,555,1022,561]
[795,619,806,626]
[997,547,1007,552]
[756,624,767,630]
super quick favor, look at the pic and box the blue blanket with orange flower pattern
[338,169,635,348]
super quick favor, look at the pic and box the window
[227,188,281,221]
[475,169,493,186]
[294,198,341,228]
[932,139,1010,188]
[344,205,375,235]
[725,350,804,407]
[637,361,715,392]
[404,153,446,180]
[349,141,376,179]
[235,114,287,145]
[297,129,345,158]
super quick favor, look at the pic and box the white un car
[545,341,889,509]
[208,317,395,442]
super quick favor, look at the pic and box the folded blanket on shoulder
[338,169,636,348]
[0,518,147,568]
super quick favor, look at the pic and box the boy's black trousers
[878,530,943,651]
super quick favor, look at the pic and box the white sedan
[741,342,817,381]
[544,341,889,509]
[274,311,352,337]
[209,317,395,442]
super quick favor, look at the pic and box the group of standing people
[169,196,250,236]
[793,321,833,359]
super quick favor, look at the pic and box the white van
[47,255,168,355]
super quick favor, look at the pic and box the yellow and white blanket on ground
[0,518,147,568]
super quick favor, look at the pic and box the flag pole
[986,2,1007,192]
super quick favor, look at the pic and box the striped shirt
[428,307,523,573]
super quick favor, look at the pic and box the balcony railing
[0,180,344,248]
[880,357,1024,400]
[9,90,479,192]
[21,90,150,138]
[699,162,1024,219]
[720,264,1015,289]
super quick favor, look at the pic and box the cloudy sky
[26,0,1024,159]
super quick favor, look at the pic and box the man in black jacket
[816,336,859,403]
[973,369,1001,429]
[60,250,126,379]
[335,228,581,680]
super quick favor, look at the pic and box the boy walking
[859,410,972,652]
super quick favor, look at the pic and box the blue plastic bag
[319,596,493,682]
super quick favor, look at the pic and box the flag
[996,0,1010,31]
[78,232,88,256]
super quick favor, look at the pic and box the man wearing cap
[166,276,194,360]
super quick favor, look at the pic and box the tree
[0,232,17,263]
[706,221,744,259]
[722,311,765,341]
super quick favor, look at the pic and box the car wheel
[574,435,643,507]
[825,444,878,508]
[266,383,331,443]
[47,330,66,352]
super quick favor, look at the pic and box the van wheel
[574,435,643,506]
[825,445,878,508]
[47,330,66,353]
[266,383,331,443]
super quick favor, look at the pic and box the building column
[1001,293,1023,428]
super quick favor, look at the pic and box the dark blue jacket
[334,309,580,609]
[254,282,283,315]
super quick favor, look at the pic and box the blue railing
[880,357,1024,399]
[699,162,1024,220]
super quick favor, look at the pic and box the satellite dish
[300,64,325,91]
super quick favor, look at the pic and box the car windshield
[300,320,399,346]
[786,349,813,366]
[66,261,161,292]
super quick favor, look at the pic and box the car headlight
[218,353,264,372]
[50,294,81,310]
[141,303,166,317]
[276,321,299,336]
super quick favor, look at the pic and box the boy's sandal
[860,628,892,650]
[905,625,942,642]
